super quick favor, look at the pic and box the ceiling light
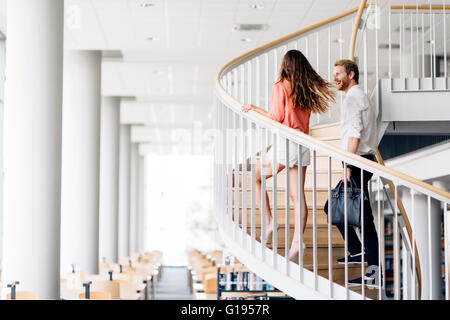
[140,3,155,7]
[241,38,252,42]
[146,36,159,41]
[233,24,269,32]
[249,4,263,9]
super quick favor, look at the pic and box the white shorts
[266,138,311,168]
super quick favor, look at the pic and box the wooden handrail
[349,0,368,61]
[391,5,450,10]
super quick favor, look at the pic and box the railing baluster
[422,11,425,78]
[394,182,400,300]
[248,61,252,104]
[400,2,404,79]
[363,25,368,95]
[242,117,247,249]
[312,150,317,289]
[261,126,267,262]
[299,144,304,282]
[256,57,260,108]
[240,64,245,104]
[381,179,386,299]
[251,123,257,254]
[344,162,349,299]
[273,49,278,84]
[361,168,365,299]
[328,27,332,119]
[416,2,420,79]
[233,69,238,103]
[429,2,434,81]
[445,203,449,300]
[265,53,269,111]
[273,131,278,269]
[229,109,234,233]
[316,32,320,123]
[328,156,333,297]
[234,112,239,241]
[444,1,448,80]
[427,195,432,299]
[411,188,416,299]
[285,137,290,275]
[410,12,414,78]
[389,0,392,80]
[377,176,382,300]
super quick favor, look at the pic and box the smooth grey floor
[154,266,194,300]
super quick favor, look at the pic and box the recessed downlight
[146,36,159,41]
[249,4,263,9]
[241,38,252,42]
[140,3,155,7]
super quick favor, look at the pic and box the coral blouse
[267,79,311,134]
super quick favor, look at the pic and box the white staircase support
[380,79,450,122]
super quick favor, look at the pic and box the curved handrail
[349,0,368,60]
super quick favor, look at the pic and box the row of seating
[60,250,163,300]
[187,249,226,299]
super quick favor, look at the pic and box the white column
[118,125,131,258]
[0,39,5,266]
[60,50,101,275]
[129,143,138,255]
[1,0,63,299]
[99,97,120,264]
[402,190,442,299]
[137,155,146,253]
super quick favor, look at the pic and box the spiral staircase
[214,0,450,300]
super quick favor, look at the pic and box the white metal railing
[214,1,450,300]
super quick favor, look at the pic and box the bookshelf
[216,264,292,300]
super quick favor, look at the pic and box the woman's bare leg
[251,158,285,235]
[288,166,308,256]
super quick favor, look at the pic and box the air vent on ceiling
[233,24,269,32]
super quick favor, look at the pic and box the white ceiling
[63,0,361,100]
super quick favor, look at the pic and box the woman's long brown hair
[279,50,335,114]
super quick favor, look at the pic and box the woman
[242,49,335,259]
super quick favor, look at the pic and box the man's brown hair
[334,59,359,83]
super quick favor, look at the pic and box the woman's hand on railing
[242,104,255,113]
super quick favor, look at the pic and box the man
[333,59,380,288]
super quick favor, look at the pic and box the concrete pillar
[401,189,442,299]
[99,97,120,263]
[0,38,5,269]
[129,143,138,255]
[1,0,63,299]
[118,125,131,258]
[137,155,146,253]
[60,50,101,275]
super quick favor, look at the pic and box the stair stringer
[218,225,367,300]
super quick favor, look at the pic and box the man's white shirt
[340,85,378,155]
